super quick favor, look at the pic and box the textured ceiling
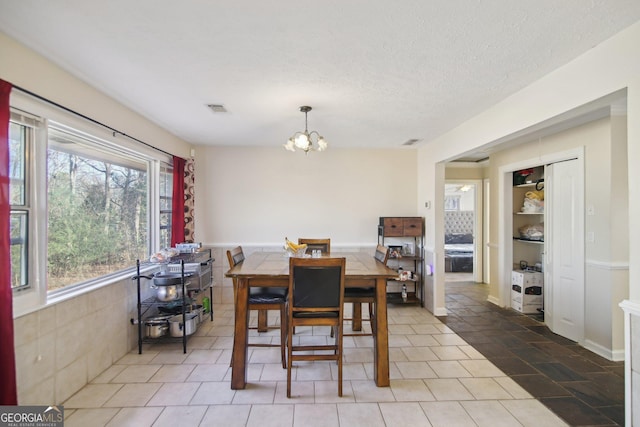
[1,1,639,152]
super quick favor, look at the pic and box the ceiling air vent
[206,104,227,113]
[402,139,420,146]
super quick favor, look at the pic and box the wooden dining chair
[341,244,389,337]
[227,246,287,368]
[286,257,346,398]
[374,244,391,265]
[298,238,331,254]
[291,239,331,335]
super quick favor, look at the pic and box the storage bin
[511,270,543,314]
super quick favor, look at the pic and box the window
[9,120,31,291]
[47,126,151,290]
[9,102,173,300]
[159,164,173,250]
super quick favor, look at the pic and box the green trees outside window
[46,128,149,290]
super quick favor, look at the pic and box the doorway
[444,180,483,283]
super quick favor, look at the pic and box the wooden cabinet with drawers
[378,217,424,305]
[381,217,423,237]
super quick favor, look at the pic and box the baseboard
[487,295,501,307]
[433,307,448,316]
[584,339,625,362]
[611,349,625,362]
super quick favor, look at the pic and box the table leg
[374,277,390,386]
[231,277,250,389]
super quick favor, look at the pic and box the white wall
[459,191,475,211]
[0,32,191,159]
[194,145,418,246]
[417,20,640,318]
[196,146,420,305]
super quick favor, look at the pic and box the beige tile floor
[63,303,568,426]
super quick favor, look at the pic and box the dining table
[225,250,398,390]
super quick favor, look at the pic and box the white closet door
[546,159,585,343]
[483,179,490,284]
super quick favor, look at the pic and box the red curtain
[170,155,186,246]
[0,79,17,404]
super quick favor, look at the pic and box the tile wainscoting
[13,274,151,404]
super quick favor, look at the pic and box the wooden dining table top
[225,250,398,281]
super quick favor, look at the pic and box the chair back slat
[232,253,245,265]
[298,238,331,254]
[374,244,390,265]
[293,266,342,308]
[227,246,245,268]
[288,257,345,313]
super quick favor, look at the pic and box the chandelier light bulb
[283,138,296,151]
[294,133,310,149]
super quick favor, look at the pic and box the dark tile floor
[439,279,625,427]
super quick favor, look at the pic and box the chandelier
[283,106,328,154]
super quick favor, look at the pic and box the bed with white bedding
[444,210,474,273]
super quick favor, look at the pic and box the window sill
[13,264,158,319]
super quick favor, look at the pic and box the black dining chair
[293,238,331,335]
[341,244,389,337]
[286,256,346,398]
[227,246,287,368]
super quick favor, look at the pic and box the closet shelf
[513,237,544,244]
